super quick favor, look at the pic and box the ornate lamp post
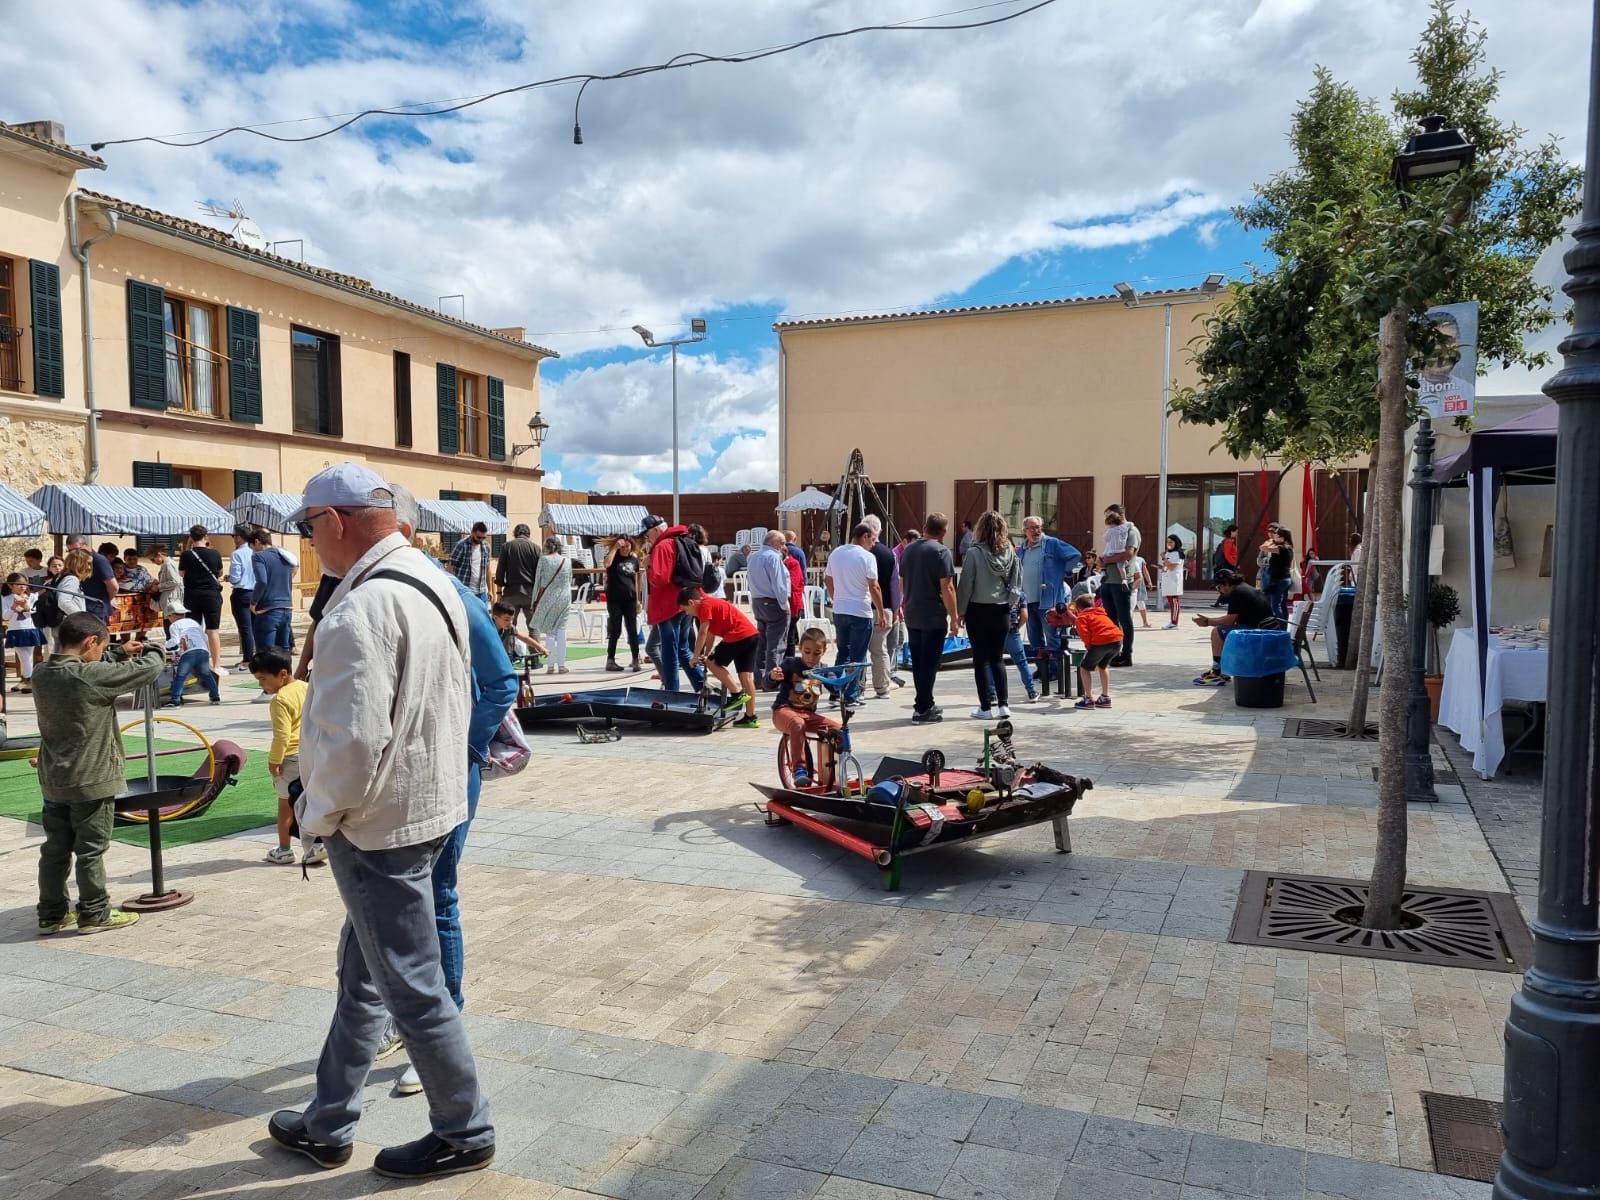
[1494,13,1600,1197]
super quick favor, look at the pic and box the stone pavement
[0,612,1518,1198]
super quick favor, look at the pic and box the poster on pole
[1417,300,1478,419]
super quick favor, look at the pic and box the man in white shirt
[267,463,495,1182]
[163,608,220,706]
[825,522,886,707]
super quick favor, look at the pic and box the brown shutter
[1054,477,1094,557]
[953,480,989,554]
[1235,470,1284,583]
[886,481,926,541]
[1313,468,1366,562]
[1119,475,1159,547]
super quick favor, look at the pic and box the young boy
[491,599,547,665]
[770,627,838,788]
[164,606,221,706]
[680,585,760,727]
[33,612,167,934]
[1071,593,1123,709]
[250,647,320,866]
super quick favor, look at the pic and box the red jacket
[784,551,805,615]
[646,525,691,625]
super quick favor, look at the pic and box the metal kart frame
[518,683,739,734]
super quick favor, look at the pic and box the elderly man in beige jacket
[265,462,495,1182]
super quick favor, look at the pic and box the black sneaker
[911,706,944,724]
[1110,658,1133,668]
[372,1133,495,1180]
[267,1110,352,1170]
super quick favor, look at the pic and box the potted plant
[1423,581,1461,723]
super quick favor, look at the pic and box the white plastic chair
[568,585,606,642]
[803,586,828,621]
[731,570,752,608]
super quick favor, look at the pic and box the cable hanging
[90,0,1056,151]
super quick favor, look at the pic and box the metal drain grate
[1282,718,1378,740]
[1228,871,1533,971]
[1423,1093,1504,1182]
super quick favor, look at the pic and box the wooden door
[882,481,926,543]
[953,479,990,556]
[1313,468,1367,561]
[1236,470,1284,583]
[1055,477,1094,557]
[1119,475,1159,551]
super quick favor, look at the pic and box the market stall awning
[538,503,650,537]
[417,499,508,535]
[227,492,304,534]
[775,487,840,513]
[29,483,234,536]
[1436,402,1557,486]
[0,482,46,538]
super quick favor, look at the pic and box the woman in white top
[529,537,573,674]
[1159,535,1187,628]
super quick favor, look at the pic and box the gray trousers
[868,621,892,695]
[752,596,789,688]
[302,832,494,1151]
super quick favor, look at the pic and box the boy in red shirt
[680,587,761,727]
[1070,594,1123,709]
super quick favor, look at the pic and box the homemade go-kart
[751,664,1092,890]
[515,665,739,736]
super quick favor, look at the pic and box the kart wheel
[777,735,815,790]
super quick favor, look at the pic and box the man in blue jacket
[1015,516,1082,687]
[382,482,519,1096]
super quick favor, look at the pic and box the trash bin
[1333,588,1356,669]
[1220,628,1297,709]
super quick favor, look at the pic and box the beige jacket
[298,534,471,850]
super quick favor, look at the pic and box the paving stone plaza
[0,621,1535,1198]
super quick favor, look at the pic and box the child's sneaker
[38,913,78,935]
[722,692,752,714]
[78,910,138,934]
[1193,669,1226,686]
[791,767,812,788]
[733,714,761,729]
[1095,695,1112,707]
[265,846,296,865]
[303,841,329,866]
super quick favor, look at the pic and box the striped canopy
[29,483,234,536]
[227,492,304,534]
[538,503,650,538]
[0,482,46,538]
[418,499,508,535]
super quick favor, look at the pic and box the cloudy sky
[5,0,1586,492]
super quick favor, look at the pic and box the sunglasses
[294,507,351,539]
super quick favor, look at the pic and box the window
[393,351,413,448]
[161,295,224,416]
[291,325,342,435]
[0,257,21,391]
[995,480,1057,541]
[457,370,487,457]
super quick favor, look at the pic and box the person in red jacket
[783,543,806,656]
[680,587,760,727]
[641,516,705,693]
[1070,593,1123,709]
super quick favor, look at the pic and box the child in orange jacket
[1071,594,1123,709]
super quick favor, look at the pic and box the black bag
[671,533,707,589]
[33,577,63,629]
[702,561,721,594]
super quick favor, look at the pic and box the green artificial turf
[0,734,278,849]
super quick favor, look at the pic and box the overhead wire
[89,0,1056,151]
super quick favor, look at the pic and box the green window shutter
[438,489,460,555]
[226,306,263,423]
[133,461,174,553]
[487,376,506,462]
[490,494,507,556]
[436,363,459,455]
[233,469,263,498]
[28,260,64,398]
[127,280,167,410]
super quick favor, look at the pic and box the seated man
[1191,570,1276,685]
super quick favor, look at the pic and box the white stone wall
[0,409,84,566]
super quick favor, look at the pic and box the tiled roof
[773,287,1214,330]
[78,189,558,360]
[0,122,106,169]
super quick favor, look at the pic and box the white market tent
[29,483,234,536]
[418,498,508,535]
[227,492,303,534]
[0,482,47,538]
[538,503,650,538]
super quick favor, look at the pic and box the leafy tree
[1171,0,1579,928]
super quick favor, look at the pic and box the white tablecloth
[1439,628,1549,777]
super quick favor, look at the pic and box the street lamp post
[1494,11,1600,1197]
[1115,274,1224,544]
[1392,115,1478,804]
[633,319,708,526]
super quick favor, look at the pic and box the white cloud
[702,433,778,491]
[540,467,564,490]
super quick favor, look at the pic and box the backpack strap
[362,568,462,655]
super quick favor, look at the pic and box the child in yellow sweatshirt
[249,647,318,865]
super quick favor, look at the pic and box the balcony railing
[0,322,24,391]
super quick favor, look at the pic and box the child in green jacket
[33,611,166,934]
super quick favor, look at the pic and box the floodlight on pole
[634,318,710,525]
[1114,281,1138,303]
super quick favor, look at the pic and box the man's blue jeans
[657,613,704,693]
[833,613,873,702]
[169,648,219,704]
[253,608,293,650]
[982,624,1036,698]
[303,832,494,1151]
[1025,607,1062,681]
[1264,578,1291,621]
[433,761,480,1011]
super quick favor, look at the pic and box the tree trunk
[1364,307,1411,930]
[1345,447,1382,734]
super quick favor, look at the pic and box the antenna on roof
[197,199,269,251]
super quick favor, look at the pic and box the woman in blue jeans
[1263,527,1295,621]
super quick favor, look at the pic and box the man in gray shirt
[747,531,792,687]
[899,513,960,723]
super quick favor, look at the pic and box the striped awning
[227,492,303,534]
[29,484,235,536]
[537,503,650,538]
[0,482,46,538]
[417,499,508,535]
